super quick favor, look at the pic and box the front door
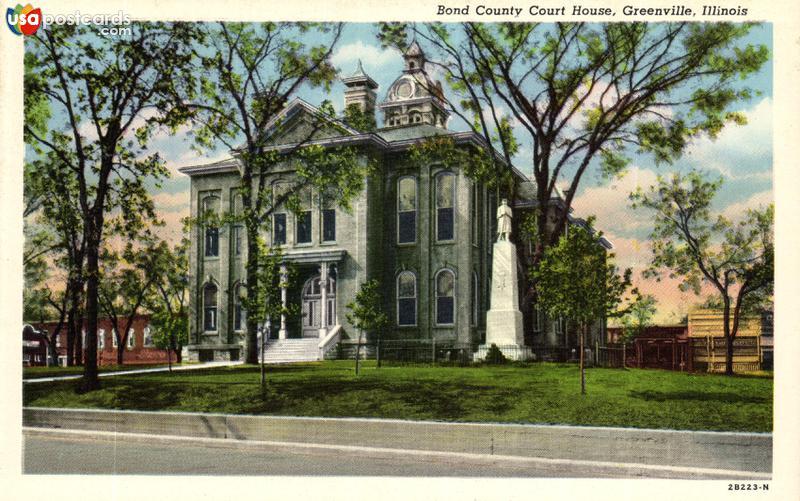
[301,275,336,338]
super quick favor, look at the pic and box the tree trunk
[723,298,733,375]
[580,323,586,395]
[65,313,76,366]
[355,330,362,375]
[244,222,260,364]
[79,226,101,392]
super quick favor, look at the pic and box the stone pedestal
[476,239,531,361]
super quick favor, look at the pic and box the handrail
[318,325,342,360]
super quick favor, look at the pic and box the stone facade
[180,45,609,362]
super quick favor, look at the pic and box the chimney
[342,60,378,119]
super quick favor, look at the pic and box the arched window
[471,272,479,326]
[232,192,244,257]
[202,195,220,257]
[233,282,246,332]
[98,329,105,350]
[127,328,135,349]
[436,269,455,326]
[436,172,455,241]
[397,271,417,326]
[272,183,288,245]
[397,177,417,244]
[143,326,153,347]
[296,187,313,244]
[203,283,218,332]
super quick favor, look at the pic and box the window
[81,329,86,347]
[232,192,244,256]
[471,272,479,326]
[203,283,218,331]
[296,187,312,245]
[233,226,243,256]
[112,329,118,348]
[397,177,416,244]
[436,269,455,325]
[202,196,220,257]
[98,329,105,350]
[273,213,287,245]
[471,183,479,246]
[436,173,455,241]
[296,211,312,244]
[233,283,246,332]
[127,328,135,349]
[322,209,336,242]
[143,326,153,347]
[397,271,417,326]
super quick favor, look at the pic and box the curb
[23,407,772,477]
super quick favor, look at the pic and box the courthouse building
[180,43,608,362]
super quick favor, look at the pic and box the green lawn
[22,363,179,380]
[22,361,773,432]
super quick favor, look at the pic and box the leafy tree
[346,279,390,375]
[146,228,191,371]
[630,170,773,375]
[182,22,370,363]
[24,23,198,390]
[620,294,658,341]
[98,234,173,365]
[379,22,769,306]
[533,220,632,394]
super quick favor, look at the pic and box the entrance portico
[278,248,346,340]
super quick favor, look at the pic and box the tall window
[272,183,288,245]
[143,326,153,347]
[273,213,287,245]
[471,183,479,246]
[232,193,243,257]
[233,283,246,332]
[322,209,336,242]
[127,328,135,349]
[436,269,455,325]
[203,283,218,331]
[202,195,220,257]
[397,271,417,326]
[296,187,312,244]
[112,329,118,348]
[436,173,455,241]
[471,272,479,326]
[397,177,416,244]
[98,329,105,350]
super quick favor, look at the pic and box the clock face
[396,81,413,98]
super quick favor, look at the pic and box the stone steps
[260,339,320,363]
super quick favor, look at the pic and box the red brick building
[31,314,171,366]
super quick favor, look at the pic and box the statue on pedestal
[496,199,512,241]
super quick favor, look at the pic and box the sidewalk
[23,360,243,383]
[23,407,772,478]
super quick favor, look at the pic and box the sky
[94,23,773,323]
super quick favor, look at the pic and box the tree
[630,170,773,375]
[620,294,657,341]
[183,22,370,364]
[24,23,198,390]
[345,279,390,375]
[98,235,172,365]
[533,220,632,394]
[379,22,769,305]
[147,228,190,371]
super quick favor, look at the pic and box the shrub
[485,344,508,365]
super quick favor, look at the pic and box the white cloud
[570,166,659,237]
[331,41,399,73]
[684,97,772,181]
[721,190,772,222]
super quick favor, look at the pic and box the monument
[476,199,532,361]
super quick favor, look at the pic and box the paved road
[22,429,762,479]
[23,430,585,477]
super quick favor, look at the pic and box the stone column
[279,264,288,339]
[319,262,328,339]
